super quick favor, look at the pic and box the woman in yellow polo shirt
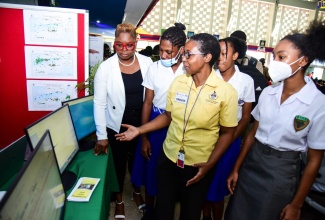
[116,33,238,220]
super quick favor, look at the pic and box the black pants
[107,127,139,193]
[155,152,214,220]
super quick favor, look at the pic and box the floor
[108,172,229,220]
[108,172,144,220]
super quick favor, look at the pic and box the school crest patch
[294,115,310,132]
[209,91,217,100]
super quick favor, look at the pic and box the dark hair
[281,20,325,71]
[230,30,247,41]
[219,37,246,60]
[189,33,220,67]
[160,22,187,49]
[152,44,160,55]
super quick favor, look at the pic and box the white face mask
[268,56,304,83]
[160,48,181,67]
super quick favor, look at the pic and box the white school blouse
[216,65,255,121]
[252,76,325,152]
[142,61,185,110]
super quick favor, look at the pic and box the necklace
[118,55,135,67]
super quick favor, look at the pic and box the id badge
[177,150,185,168]
[175,92,188,104]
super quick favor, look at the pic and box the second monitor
[25,104,79,190]
[62,95,95,141]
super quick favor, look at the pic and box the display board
[0,3,89,149]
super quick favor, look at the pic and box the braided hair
[160,23,187,49]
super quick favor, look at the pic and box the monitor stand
[61,170,77,191]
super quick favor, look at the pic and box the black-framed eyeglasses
[182,51,206,59]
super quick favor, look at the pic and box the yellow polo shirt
[163,70,238,165]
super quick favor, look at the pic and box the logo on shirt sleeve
[294,115,310,132]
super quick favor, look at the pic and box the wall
[0,4,87,148]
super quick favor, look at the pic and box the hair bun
[174,22,186,31]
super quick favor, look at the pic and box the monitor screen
[61,95,95,140]
[25,105,79,174]
[0,136,27,187]
[0,130,65,220]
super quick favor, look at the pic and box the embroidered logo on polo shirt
[294,115,310,132]
[209,91,217,100]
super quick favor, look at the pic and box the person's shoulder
[175,72,188,80]
[236,66,253,80]
[215,76,237,92]
[266,82,281,91]
[313,86,325,100]
[149,60,160,69]
[136,53,153,63]
[168,74,188,89]
[100,54,117,67]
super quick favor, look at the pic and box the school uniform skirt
[131,105,168,196]
[206,137,241,202]
[224,140,302,220]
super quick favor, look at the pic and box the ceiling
[58,0,157,36]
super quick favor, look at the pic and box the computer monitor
[25,105,79,190]
[0,130,66,219]
[0,136,27,187]
[61,95,95,141]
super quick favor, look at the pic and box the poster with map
[27,80,77,111]
[23,10,78,46]
[25,46,77,79]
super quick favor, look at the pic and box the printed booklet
[67,177,100,202]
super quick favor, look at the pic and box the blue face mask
[160,48,181,67]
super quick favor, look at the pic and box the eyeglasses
[113,41,136,51]
[182,51,206,59]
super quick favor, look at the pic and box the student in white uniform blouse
[131,23,186,219]
[225,20,325,220]
[215,65,254,122]
[203,37,255,220]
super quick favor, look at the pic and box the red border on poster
[0,6,86,148]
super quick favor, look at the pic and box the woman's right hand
[115,124,141,141]
[94,139,109,155]
[227,170,239,195]
[141,136,151,160]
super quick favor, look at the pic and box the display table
[0,136,118,220]
[64,149,119,220]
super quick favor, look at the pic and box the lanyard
[181,80,205,151]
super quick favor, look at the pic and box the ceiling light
[96,20,100,23]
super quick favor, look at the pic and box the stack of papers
[67,177,100,202]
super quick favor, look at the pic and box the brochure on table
[67,177,100,202]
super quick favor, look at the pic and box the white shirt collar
[215,65,241,82]
[268,76,318,105]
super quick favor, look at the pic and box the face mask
[268,56,304,83]
[160,48,181,67]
